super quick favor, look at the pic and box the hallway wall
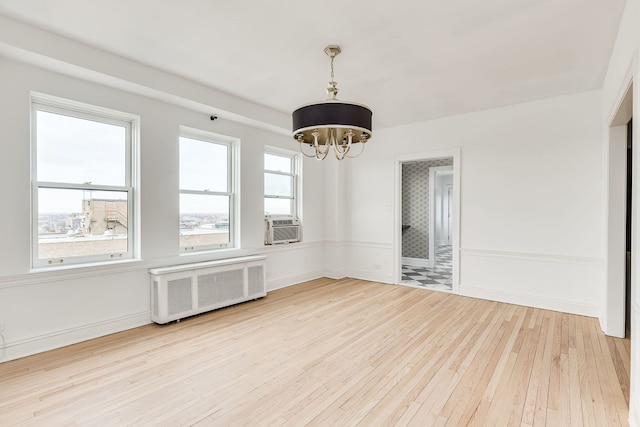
[401,158,453,259]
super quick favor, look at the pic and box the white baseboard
[1,311,150,363]
[458,285,600,318]
[631,392,640,427]
[345,268,393,284]
[323,268,347,280]
[267,269,325,292]
[402,257,430,268]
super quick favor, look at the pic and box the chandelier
[292,45,373,160]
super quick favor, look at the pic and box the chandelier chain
[330,55,335,82]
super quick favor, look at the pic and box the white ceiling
[0,0,627,129]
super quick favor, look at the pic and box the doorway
[394,149,460,293]
[605,79,633,338]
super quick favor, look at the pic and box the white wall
[346,89,605,316]
[0,54,327,361]
[601,1,640,425]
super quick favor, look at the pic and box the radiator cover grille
[167,277,192,315]
[149,256,266,324]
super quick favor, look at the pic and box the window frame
[179,127,238,253]
[31,94,138,268]
[264,147,300,218]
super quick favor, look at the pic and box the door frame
[394,148,461,293]
[604,65,633,338]
[429,166,453,267]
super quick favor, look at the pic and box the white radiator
[149,255,266,324]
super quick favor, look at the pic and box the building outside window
[264,149,299,217]
[32,95,136,267]
[179,128,236,251]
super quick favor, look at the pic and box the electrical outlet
[374,264,381,270]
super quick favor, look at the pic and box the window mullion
[37,181,130,192]
[179,189,230,197]
[265,170,294,178]
[265,195,294,200]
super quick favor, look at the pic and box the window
[264,149,299,217]
[179,129,236,251]
[32,96,136,267]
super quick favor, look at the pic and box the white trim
[30,96,138,268]
[402,257,430,268]
[603,124,629,337]
[178,129,239,252]
[458,285,600,318]
[344,269,394,284]
[31,91,141,122]
[266,270,325,292]
[394,148,461,294]
[258,240,323,253]
[324,268,347,280]
[2,247,270,288]
[263,147,300,219]
[348,240,392,249]
[607,62,634,127]
[323,240,348,248]
[602,54,635,338]
[631,393,640,427]
[0,311,150,363]
[460,248,603,265]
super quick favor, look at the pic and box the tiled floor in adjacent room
[401,244,452,291]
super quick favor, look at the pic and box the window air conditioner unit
[265,216,301,244]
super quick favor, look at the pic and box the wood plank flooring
[0,278,631,426]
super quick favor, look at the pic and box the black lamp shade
[292,101,372,135]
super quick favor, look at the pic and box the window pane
[180,193,230,248]
[265,153,292,173]
[38,188,128,259]
[265,198,293,216]
[180,137,228,192]
[265,172,293,197]
[36,111,126,186]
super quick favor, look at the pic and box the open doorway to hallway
[394,148,460,292]
[605,80,632,339]
[400,158,453,291]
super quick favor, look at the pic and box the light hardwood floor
[0,278,631,426]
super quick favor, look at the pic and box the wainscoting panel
[459,248,602,317]
[345,241,394,284]
[1,311,150,363]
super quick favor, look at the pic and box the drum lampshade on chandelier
[292,45,373,160]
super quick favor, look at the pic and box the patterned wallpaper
[402,158,453,259]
